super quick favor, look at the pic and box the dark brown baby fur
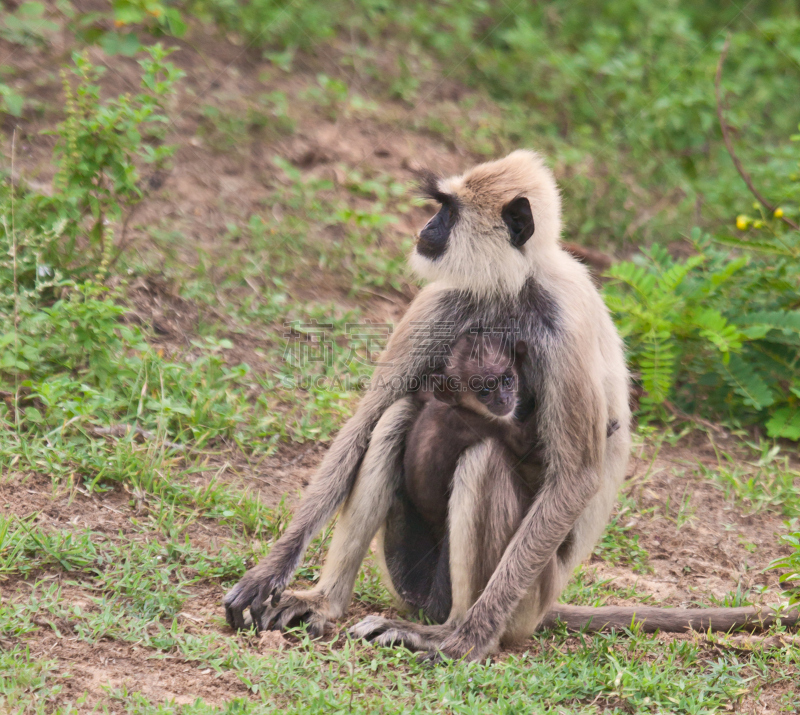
[404,333,528,530]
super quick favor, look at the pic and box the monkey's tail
[540,605,799,634]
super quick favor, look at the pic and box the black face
[501,196,535,249]
[417,200,457,260]
[416,174,458,260]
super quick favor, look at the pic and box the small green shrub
[769,530,800,607]
[604,125,800,439]
[189,0,337,51]
[52,46,182,271]
[0,2,58,47]
[0,281,280,447]
[67,0,187,56]
[0,46,182,288]
[0,80,24,117]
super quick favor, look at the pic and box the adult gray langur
[224,150,797,660]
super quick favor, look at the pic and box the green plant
[298,74,375,121]
[256,91,296,136]
[0,2,59,47]
[0,514,98,575]
[769,529,800,607]
[0,280,287,449]
[593,501,651,573]
[197,104,249,151]
[699,442,800,517]
[189,0,338,53]
[1,47,183,285]
[0,214,66,319]
[604,218,800,438]
[52,46,182,272]
[560,566,655,607]
[0,80,24,117]
[67,0,187,56]
[197,99,294,153]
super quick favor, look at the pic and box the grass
[2,579,797,714]
[593,497,652,575]
[700,440,800,517]
[4,433,797,712]
[1,564,795,714]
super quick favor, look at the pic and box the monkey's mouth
[415,233,447,260]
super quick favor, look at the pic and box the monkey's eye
[502,375,513,389]
[478,387,492,399]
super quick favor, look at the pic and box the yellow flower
[774,207,784,218]
[736,215,748,230]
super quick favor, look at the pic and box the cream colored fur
[225,149,632,661]
[409,150,563,298]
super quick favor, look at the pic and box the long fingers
[224,590,251,631]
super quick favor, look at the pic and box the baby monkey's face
[433,334,527,419]
[461,359,519,418]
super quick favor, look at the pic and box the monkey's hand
[224,557,296,631]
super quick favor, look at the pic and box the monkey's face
[410,150,562,297]
[470,369,518,418]
[458,350,520,418]
[415,189,458,261]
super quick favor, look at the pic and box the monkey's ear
[501,196,535,249]
[514,339,528,361]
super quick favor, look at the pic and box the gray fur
[224,150,632,662]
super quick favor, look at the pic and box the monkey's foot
[251,591,333,638]
[428,627,493,663]
[348,615,455,651]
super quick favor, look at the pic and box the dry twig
[663,399,726,435]
[715,35,799,231]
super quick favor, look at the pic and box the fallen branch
[663,399,726,435]
[715,35,799,232]
[540,604,799,634]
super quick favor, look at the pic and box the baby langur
[404,333,528,531]
[404,333,621,532]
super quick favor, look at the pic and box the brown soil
[32,632,248,707]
